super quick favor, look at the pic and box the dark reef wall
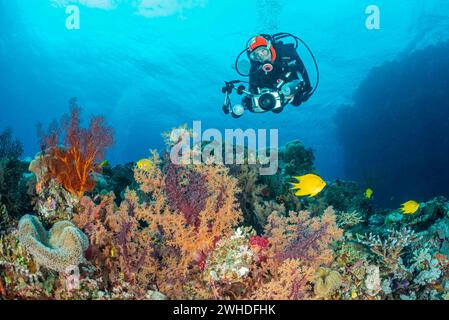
[336,40,449,207]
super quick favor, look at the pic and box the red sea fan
[37,98,114,198]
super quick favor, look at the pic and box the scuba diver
[222,32,319,118]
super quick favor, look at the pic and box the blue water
[1,0,449,204]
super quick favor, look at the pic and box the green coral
[18,215,89,273]
[279,140,315,176]
[0,158,33,217]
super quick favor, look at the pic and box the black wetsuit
[248,42,312,106]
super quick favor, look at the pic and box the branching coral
[36,98,114,198]
[337,210,365,229]
[356,227,420,270]
[18,215,89,273]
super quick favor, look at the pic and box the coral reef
[2,118,449,300]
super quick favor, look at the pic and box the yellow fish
[110,246,116,258]
[365,188,374,199]
[136,158,154,172]
[400,200,420,214]
[99,160,110,168]
[290,174,326,197]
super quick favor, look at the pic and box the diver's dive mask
[249,46,272,63]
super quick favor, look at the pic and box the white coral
[365,265,381,296]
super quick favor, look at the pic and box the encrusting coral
[18,214,89,273]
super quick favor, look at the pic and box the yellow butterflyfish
[136,158,154,172]
[400,200,420,214]
[290,174,326,198]
[365,188,374,199]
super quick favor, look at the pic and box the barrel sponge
[18,215,89,272]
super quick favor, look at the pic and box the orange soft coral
[252,259,315,300]
[252,207,343,299]
[264,206,343,269]
[73,191,157,294]
[134,151,243,298]
[37,99,114,198]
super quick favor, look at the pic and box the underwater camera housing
[223,79,305,118]
[245,89,282,113]
[247,79,305,114]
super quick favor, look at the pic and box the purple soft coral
[164,162,209,227]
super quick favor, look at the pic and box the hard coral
[18,214,89,272]
[356,227,420,270]
[37,98,114,198]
